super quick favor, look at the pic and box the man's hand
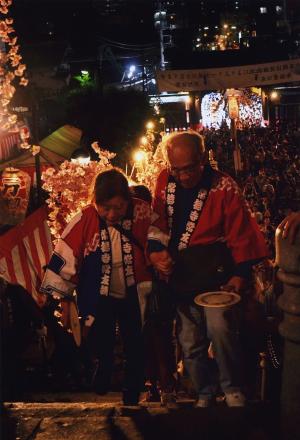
[278,212,300,244]
[220,276,246,295]
[149,249,174,275]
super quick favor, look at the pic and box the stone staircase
[3,392,280,440]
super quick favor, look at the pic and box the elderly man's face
[168,138,204,189]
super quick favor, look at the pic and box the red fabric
[19,164,53,184]
[60,199,152,286]
[0,206,53,305]
[152,168,268,264]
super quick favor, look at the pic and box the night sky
[11,0,157,48]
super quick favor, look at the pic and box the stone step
[4,399,279,440]
[4,401,170,418]
[3,392,281,440]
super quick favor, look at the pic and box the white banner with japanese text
[156,58,300,92]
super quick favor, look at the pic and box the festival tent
[0,124,83,177]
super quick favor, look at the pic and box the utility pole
[31,92,42,207]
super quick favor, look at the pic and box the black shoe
[122,390,140,406]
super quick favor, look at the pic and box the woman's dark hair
[130,185,152,204]
[93,168,131,204]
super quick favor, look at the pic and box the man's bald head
[161,131,207,189]
[163,131,205,163]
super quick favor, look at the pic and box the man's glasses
[169,161,201,177]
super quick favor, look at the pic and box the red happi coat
[148,168,268,264]
[41,198,152,318]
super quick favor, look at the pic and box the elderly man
[148,131,268,407]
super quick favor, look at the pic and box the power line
[97,36,157,50]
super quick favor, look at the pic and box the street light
[140,136,148,146]
[127,65,136,79]
[146,121,155,130]
[225,88,243,174]
[133,150,147,163]
[270,90,279,100]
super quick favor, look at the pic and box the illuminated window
[260,7,267,14]
[276,6,283,13]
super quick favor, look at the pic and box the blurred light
[129,65,136,73]
[146,121,154,130]
[270,91,279,100]
[184,95,191,103]
[133,150,146,162]
[140,136,147,145]
[81,70,89,75]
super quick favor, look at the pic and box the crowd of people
[204,122,300,257]
[2,125,299,411]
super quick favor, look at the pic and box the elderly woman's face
[96,196,129,225]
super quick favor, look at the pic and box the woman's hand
[149,250,174,275]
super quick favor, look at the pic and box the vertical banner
[228,96,239,119]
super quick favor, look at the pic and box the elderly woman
[41,168,152,406]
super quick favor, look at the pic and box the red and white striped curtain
[0,206,53,306]
[0,132,21,162]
